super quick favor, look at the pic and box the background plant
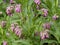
[0,0,60,45]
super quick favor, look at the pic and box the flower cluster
[40,29,49,40]
[10,23,22,37]
[1,0,60,45]
[41,8,48,17]
[43,23,51,29]
[6,6,14,16]
[6,4,21,16]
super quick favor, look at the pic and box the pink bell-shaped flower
[34,0,41,5]
[15,4,21,13]
[3,41,7,45]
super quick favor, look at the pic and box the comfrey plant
[34,0,41,5]
[0,0,60,45]
[15,4,21,13]
[40,29,49,40]
[6,6,14,16]
[10,23,22,37]
[41,8,48,17]
[3,41,7,45]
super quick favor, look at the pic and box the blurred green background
[59,0,60,5]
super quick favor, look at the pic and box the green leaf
[13,39,32,45]
[0,26,3,35]
[40,39,57,45]
[0,0,2,3]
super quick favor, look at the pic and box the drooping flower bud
[10,23,22,37]
[52,14,59,20]
[3,41,7,45]
[10,0,15,4]
[1,21,6,27]
[10,23,15,31]
[15,4,21,13]
[41,8,48,17]
[6,7,12,16]
[40,29,49,40]
[34,0,41,5]
[6,6,14,16]
[14,26,22,37]
[43,23,51,29]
